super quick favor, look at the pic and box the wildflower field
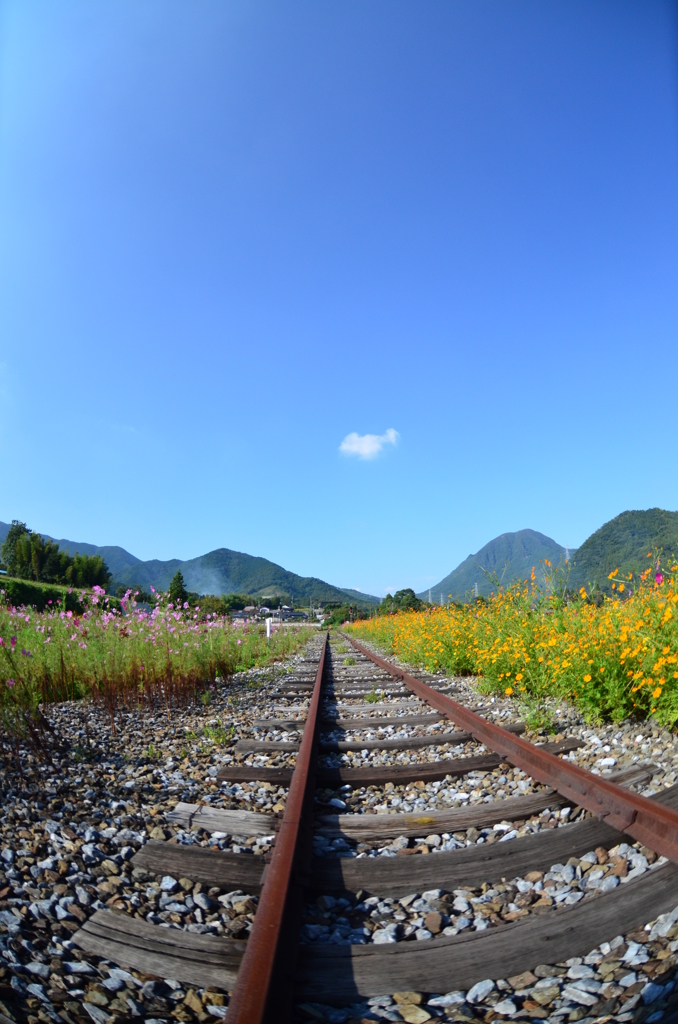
[0,586,312,757]
[347,558,678,728]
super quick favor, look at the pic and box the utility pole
[474,582,478,598]
[428,589,431,604]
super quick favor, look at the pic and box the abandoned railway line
[64,632,678,1024]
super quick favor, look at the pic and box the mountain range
[3,507,676,607]
[0,522,379,606]
[417,529,570,602]
[418,508,678,603]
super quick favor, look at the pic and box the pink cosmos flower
[656,572,664,585]
[10,637,16,648]
[6,679,15,687]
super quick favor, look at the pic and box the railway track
[72,631,678,1024]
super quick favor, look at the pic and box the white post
[266,617,271,640]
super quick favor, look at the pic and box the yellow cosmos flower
[505,687,513,695]
[583,674,592,682]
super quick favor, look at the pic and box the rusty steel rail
[226,633,328,1024]
[348,636,678,865]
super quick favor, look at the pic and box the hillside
[0,522,140,579]
[0,522,379,605]
[568,508,678,592]
[419,529,569,602]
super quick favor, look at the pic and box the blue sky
[1,1,677,597]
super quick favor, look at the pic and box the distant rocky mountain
[419,529,570,603]
[0,521,379,605]
[568,508,678,592]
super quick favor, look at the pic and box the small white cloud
[339,428,399,460]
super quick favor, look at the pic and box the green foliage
[188,593,256,616]
[169,570,188,607]
[364,688,383,703]
[324,603,370,628]
[1,577,121,614]
[1,521,111,589]
[379,588,425,614]
[203,723,233,745]
[568,509,678,595]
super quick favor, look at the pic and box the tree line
[1,521,112,589]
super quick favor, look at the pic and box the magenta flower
[657,572,664,585]
[6,679,15,687]
[10,637,16,648]
[21,649,32,658]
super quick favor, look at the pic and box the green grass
[0,591,313,758]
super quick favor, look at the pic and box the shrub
[348,555,678,727]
